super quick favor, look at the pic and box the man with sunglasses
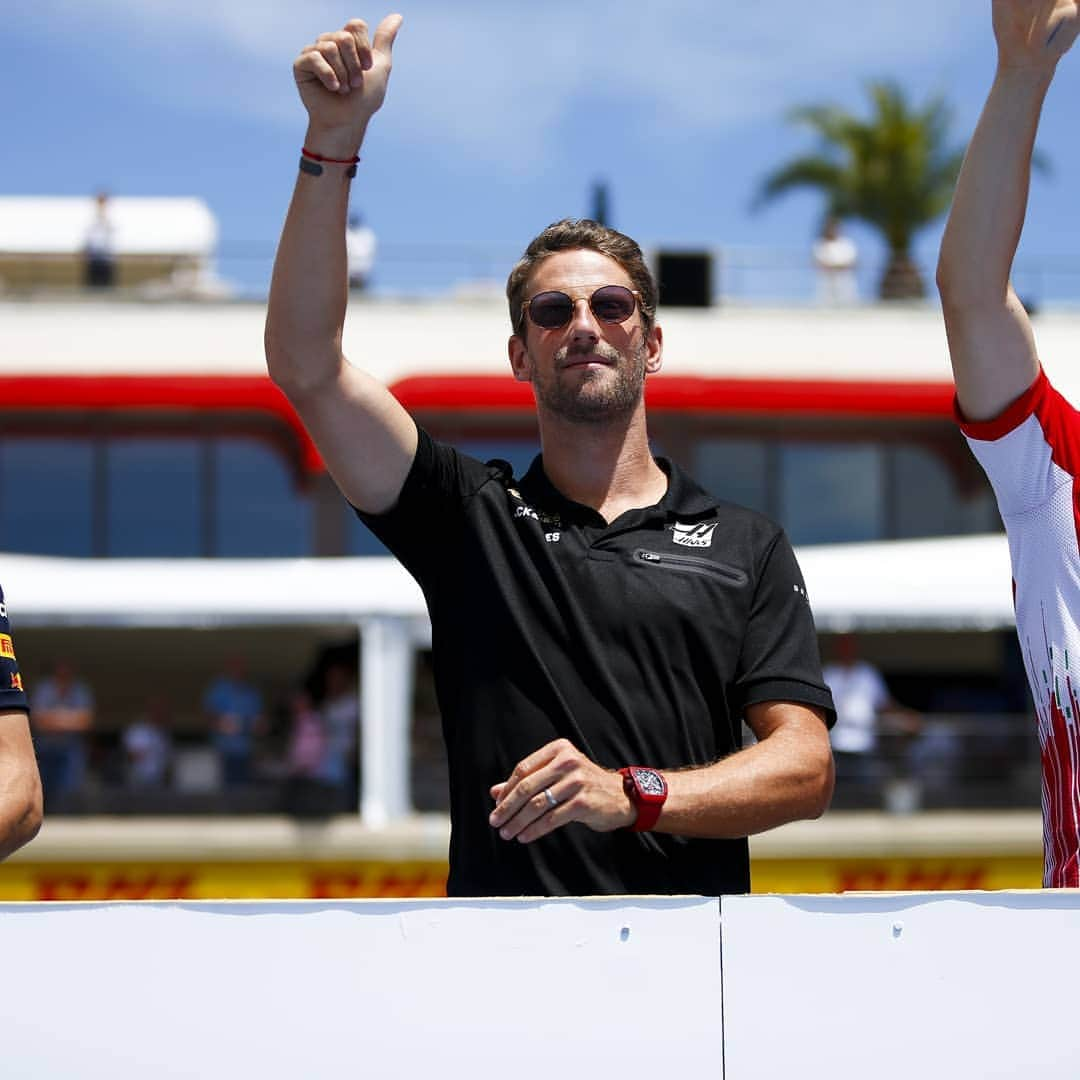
[267,14,836,897]
[937,0,1080,888]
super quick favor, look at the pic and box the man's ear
[644,324,663,375]
[508,334,531,382]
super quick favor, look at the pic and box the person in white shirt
[83,190,117,288]
[823,634,919,804]
[346,212,376,291]
[813,215,858,305]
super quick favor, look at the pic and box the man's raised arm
[265,14,417,515]
[937,1,1080,422]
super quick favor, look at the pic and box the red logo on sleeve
[10,672,23,692]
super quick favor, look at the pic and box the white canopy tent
[796,533,1015,631]
[0,534,1017,823]
[0,534,1016,632]
[0,196,217,257]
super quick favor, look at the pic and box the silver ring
[543,787,558,810]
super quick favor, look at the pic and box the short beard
[531,340,648,424]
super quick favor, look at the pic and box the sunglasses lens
[528,292,574,329]
[590,286,636,323]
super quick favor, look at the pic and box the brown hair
[506,219,657,338]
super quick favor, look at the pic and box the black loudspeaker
[655,250,713,307]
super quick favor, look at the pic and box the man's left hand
[489,738,635,843]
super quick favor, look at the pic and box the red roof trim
[0,374,324,473]
[391,374,955,418]
[0,373,956,474]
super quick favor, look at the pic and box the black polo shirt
[0,585,29,714]
[357,428,834,897]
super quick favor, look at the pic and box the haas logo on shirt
[672,521,718,549]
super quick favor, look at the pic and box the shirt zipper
[633,548,748,585]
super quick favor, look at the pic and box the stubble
[530,340,648,424]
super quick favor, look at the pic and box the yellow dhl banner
[0,855,1042,901]
[752,855,1041,894]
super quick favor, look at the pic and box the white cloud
[17,1,985,168]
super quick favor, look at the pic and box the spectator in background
[282,688,332,817]
[345,211,376,291]
[31,660,94,810]
[0,584,43,858]
[83,190,117,289]
[823,633,920,805]
[203,656,264,786]
[282,664,359,818]
[319,661,360,809]
[813,215,858,305]
[122,695,173,789]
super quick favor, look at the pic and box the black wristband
[299,156,357,179]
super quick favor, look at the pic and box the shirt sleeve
[0,585,29,714]
[957,369,1080,518]
[353,427,507,583]
[733,530,836,726]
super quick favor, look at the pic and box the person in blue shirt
[203,656,265,786]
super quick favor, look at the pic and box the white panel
[721,891,1080,1080]
[360,616,414,823]
[0,897,721,1079]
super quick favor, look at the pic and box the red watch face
[628,767,667,802]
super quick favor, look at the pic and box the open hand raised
[293,15,403,151]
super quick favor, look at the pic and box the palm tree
[756,82,966,299]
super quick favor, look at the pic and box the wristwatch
[619,767,668,833]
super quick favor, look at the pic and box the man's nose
[567,297,600,339]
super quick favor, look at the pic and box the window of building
[891,445,1000,538]
[694,439,770,516]
[780,443,884,545]
[0,438,95,556]
[107,438,203,557]
[214,440,310,557]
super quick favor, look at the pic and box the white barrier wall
[2,892,1078,1078]
[0,897,722,1078]
[722,890,1080,1079]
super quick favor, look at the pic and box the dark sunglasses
[522,284,641,330]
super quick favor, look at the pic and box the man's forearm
[265,130,362,395]
[938,69,1050,308]
[658,717,834,839]
[936,65,1051,420]
[267,15,400,395]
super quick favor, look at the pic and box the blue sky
[8,2,1080,301]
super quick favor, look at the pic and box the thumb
[373,13,403,56]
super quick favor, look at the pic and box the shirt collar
[518,454,720,524]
